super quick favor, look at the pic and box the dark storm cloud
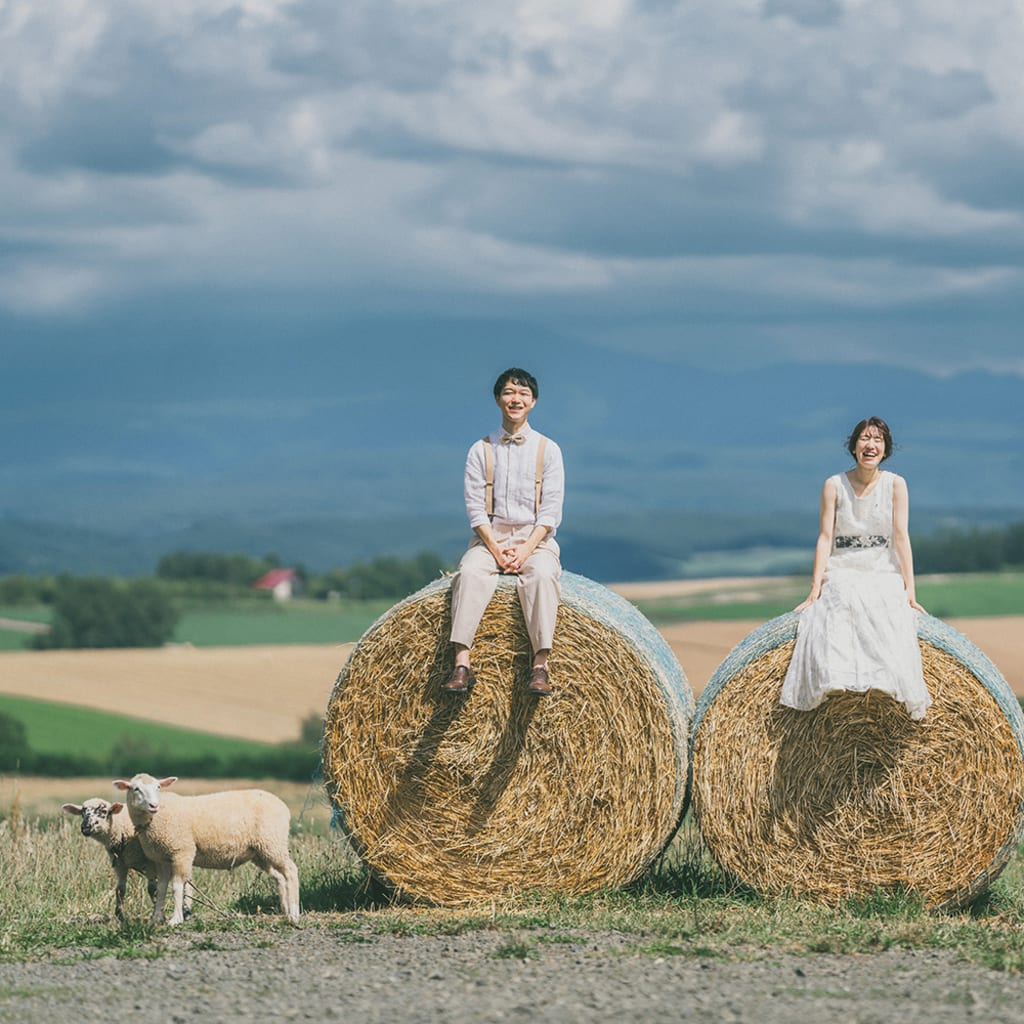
[0,0,1020,377]
[923,138,1024,212]
[268,0,456,92]
[891,67,993,121]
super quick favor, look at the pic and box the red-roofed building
[253,568,298,602]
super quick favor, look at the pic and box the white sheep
[61,797,166,920]
[113,774,300,926]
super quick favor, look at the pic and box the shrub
[0,711,30,768]
[34,576,179,650]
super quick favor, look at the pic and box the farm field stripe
[0,618,1020,744]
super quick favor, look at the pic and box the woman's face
[854,425,887,469]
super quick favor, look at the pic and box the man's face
[496,380,536,428]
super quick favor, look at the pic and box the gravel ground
[4,926,1024,1023]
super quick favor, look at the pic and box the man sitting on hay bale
[444,367,565,697]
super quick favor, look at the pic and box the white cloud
[786,140,1021,236]
[0,261,108,314]
[0,0,108,111]
[699,111,764,165]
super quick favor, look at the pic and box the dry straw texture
[691,614,1024,910]
[321,572,693,904]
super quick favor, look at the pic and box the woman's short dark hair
[493,368,539,399]
[846,416,894,460]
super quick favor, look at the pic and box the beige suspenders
[483,435,495,517]
[482,435,547,519]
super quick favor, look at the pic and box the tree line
[0,549,449,650]
[913,520,1024,574]
[154,549,449,600]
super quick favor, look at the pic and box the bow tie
[500,433,526,445]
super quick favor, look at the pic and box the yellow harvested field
[0,643,354,744]
[0,618,1020,745]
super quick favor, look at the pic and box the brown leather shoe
[526,666,552,696]
[442,665,476,694]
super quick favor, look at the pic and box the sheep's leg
[168,865,189,926]
[264,865,291,919]
[285,858,300,921]
[265,857,300,921]
[114,864,128,921]
[146,874,159,912]
[152,864,172,925]
[182,874,194,920]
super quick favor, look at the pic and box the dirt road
[2,927,1023,1023]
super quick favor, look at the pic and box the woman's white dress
[780,470,931,720]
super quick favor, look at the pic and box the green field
[0,597,391,650]
[2,573,1023,649]
[915,573,1024,618]
[0,604,50,623]
[0,693,277,760]
[634,571,1024,624]
[171,598,391,646]
[0,604,51,651]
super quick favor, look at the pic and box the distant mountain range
[4,320,1022,580]
[2,504,1020,582]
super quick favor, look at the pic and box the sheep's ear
[62,803,83,815]
[158,777,178,789]
[110,802,125,814]
[113,780,130,791]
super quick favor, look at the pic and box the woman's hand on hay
[793,583,822,613]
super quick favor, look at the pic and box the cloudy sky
[4,0,1023,363]
[2,0,1023,548]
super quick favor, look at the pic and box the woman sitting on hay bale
[444,367,565,698]
[781,415,932,721]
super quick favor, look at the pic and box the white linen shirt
[464,424,564,533]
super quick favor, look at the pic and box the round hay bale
[690,613,1024,910]
[321,571,693,904]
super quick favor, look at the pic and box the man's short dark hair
[493,368,538,399]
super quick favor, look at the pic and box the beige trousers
[449,525,561,653]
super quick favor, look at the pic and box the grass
[0,597,391,650]
[0,694,280,760]
[0,605,50,624]
[916,573,1024,619]
[634,571,1024,624]
[5,806,1024,971]
[0,604,50,651]
[171,598,391,647]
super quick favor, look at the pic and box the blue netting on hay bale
[321,570,694,902]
